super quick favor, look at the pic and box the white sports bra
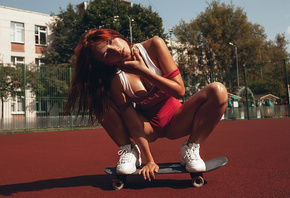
[117,43,162,98]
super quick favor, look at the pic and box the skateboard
[104,156,228,190]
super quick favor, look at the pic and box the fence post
[244,66,250,120]
[284,59,290,111]
[69,67,74,130]
[23,64,27,132]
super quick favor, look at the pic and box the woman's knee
[99,107,125,131]
[206,82,228,105]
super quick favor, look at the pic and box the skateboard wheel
[192,176,204,188]
[112,179,124,190]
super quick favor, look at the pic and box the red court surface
[0,118,289,197]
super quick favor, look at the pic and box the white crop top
[117,43,162,98]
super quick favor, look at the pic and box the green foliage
[129,4,165,42]
[27,66,69,99]
[246,34,289,97]
[44,4,80,66]
[173,0,289,96]
[248,78,286,97]
[0,64,25,118]
[44,0,165,65]
[0,64,23,100]
[0,64,70,115]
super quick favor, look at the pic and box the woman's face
[93,37,132,65]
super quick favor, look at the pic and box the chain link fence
[181,58,290,120]
[0,59,289,132]
[0,64,97,132]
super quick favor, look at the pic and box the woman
[65,28,228,181]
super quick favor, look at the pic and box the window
[11,93,25,114]
[11,22,24,43]
[35,58,45,66]
[35,26,47,45]
[36,99,47,113]
[11,56,24,66]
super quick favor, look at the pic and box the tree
[80,0,166,43]
[44,4,80,66]
[44,0,165,65]
[173,1,267,92]
[248,34,289,97]
[0,64,24,119]
[25,65,70,115]
[129,4,165,42]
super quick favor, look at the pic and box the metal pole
[23,64,27,131]
[229,42,239,88]
[235,46,239,88]
[244,66,250,120]
[129,20,132,43]
[69,67,74,130]
[284,59,290,112]
[127,16,133,43]
[169,28,173,55]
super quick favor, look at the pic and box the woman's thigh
[101,105,157,143]
[165,82,227,140]
[136,112,158,142]
[164,87,208,140]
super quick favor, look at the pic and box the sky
[1,0,290,52]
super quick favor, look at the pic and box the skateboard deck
[105,156,228,190]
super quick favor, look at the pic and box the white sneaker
[116,144,142,175]
[180,140,206,173]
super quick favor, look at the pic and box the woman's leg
[99,105,157,174]
[100,106,141,174]
[165,82,228,172]
[165,82,228,142]
[99,106,131,147]
[100,105,157,145]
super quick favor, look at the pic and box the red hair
[65,29,130,123]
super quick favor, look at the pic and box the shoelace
[184,147,199,161]
[118,149,133,164]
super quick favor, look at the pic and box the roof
[259,94,280,101]
[228,93,241,100]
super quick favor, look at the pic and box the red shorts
[137,96,182,138]
[120,68,182,137]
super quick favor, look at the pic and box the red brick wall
[11,43,24,51]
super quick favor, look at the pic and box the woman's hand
[139,162,159,181]
[115,47,148,75]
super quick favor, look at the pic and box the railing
[0,60,289,133]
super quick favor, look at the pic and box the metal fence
[0,64,97,132]
[181,58,290,120]
[0,60,289,132]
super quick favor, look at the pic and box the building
[0,5,55,65]
[0,6,55,123]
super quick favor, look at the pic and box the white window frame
[11,56,24,67]
[11,94,25,115]
[36,99,48,113]
[35,25,47,45]
[35,58,45,66]
[11,22,24,43]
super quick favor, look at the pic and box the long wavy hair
[65,29,130,123]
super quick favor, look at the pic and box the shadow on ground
[0,175,110,196]
[0,174,202,195]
